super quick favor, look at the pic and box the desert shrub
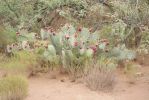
[123,61,140,84]
[0,75,28,100]
[85,57,117,91]
[124,61,137,75]
[0,51,36,69]
[0,25,16,52]
[0,51,39,76]
[0,0,88,31]
[0,49,58,76]
[138,31,149,54]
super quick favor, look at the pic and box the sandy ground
[26,66,149,100]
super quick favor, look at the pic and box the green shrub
[0,51,39,76]
[0,25,16,52]
[0,51,36,69]
[0,76,28,100]
[124,61,137,75]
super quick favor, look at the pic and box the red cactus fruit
[78,27,82,32]
[65,34,70,40]
[16,32,20,36]
[74,41,78,46]
[105,41,110,46]
[90,46,97,53]
[89,28,93,33]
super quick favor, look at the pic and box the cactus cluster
[6,24,110,69]
[6,23,136,72]
[43,24,110,67]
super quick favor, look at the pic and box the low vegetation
[85,57,116,91]
[0,0,148,95]
[0,76,28,100]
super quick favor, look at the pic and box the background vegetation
[0,0,149,97]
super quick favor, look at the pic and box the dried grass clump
[0,75,28,100]
[85,58,116,91]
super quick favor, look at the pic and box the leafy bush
[0,75,28,100]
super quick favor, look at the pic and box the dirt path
[27,77,115,100]
[26,66,149,100]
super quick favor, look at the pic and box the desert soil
[26,65,149,100]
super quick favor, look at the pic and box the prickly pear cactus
[46,24,111,68]
[110,44,136,60]
[9,23,112,70]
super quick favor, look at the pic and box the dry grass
[0,75,28,100]
[85,58,117,91]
